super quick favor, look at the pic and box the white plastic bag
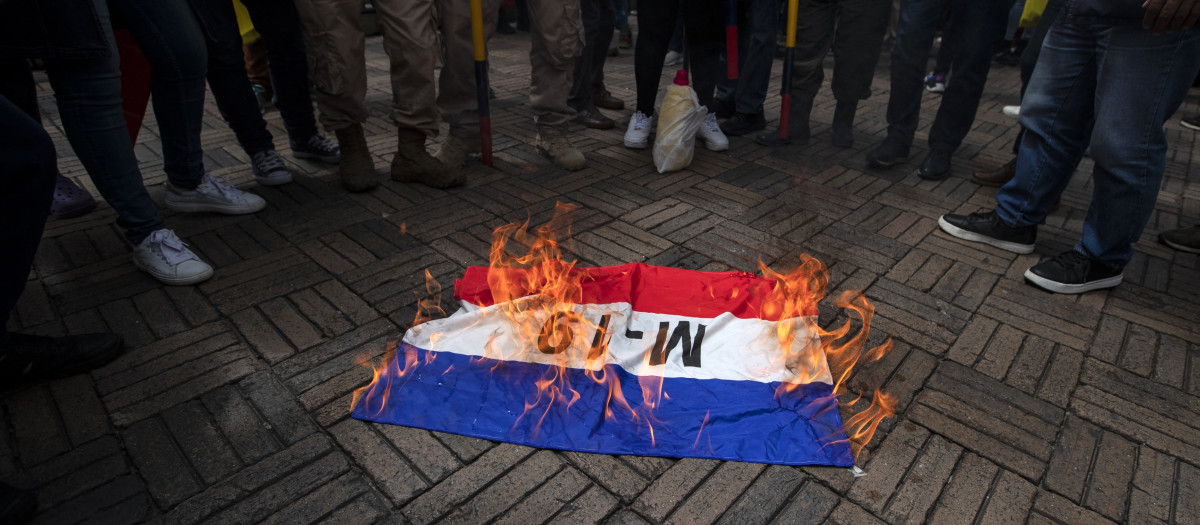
[653,72,707,173]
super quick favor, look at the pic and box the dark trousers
[633,0,723,114]
[715,0,780,115]
[0,94,56,346]
[568,0,615,110]
[886,0,1009,152]
[189,0,319,154]
[791,0,891,101]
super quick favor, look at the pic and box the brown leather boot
[392,128,462,188]
[971,159,1016,187]
[434,133,481,169]
[335,124,378,192]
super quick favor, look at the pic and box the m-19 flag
[352,262,854,466]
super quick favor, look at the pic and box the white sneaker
[664,50,683,66]
[1002,105,1021,118]
[624,111,653,149]
[132,229,213,285]
[697,113,729,151]
[165,174,267,215]
[250,149,293,186]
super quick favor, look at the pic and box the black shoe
[573,107,615,130]
[719,112,766,136]
[496,22,515,34]
[593,89,625,111]
[0,483,37,525]
[1024,250,1123,294]
[918,148,953,180]
[1181,114,1200,131]
[711,98,735,119]
[754,127,807,147]
[938,210,1036,254]
[831,100,857,148]
[0,332,123,382]
[866,139,910,168]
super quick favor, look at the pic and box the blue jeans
[885,0,1008,151]
[715,0,779,115]
[995,20,1200,268]
[613,0,628,31]
[188,0,319,154]
[46,0,207,243]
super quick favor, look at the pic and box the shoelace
[253,151,287,172]
[632,113,650,131]
[146,230,194,266]
[198,173,244,202]
[702,115,721,134]
[1051,250,1089,268]
[306,134,338,153]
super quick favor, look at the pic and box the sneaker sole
[624,138,649,149]
[1024,269,1123,294]
[165,198,267,215]
[1181,119,1200,132]
[132,257,214,286]
[1161,236,1200,254]
[254,172,294,186]
[698,137,730,152]
[292,151,340,164]
[938,216,1035,254]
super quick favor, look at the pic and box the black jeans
[633,0,723,115]
[0,94,56,346]
[568,0,615,110]
[189,0,319,154]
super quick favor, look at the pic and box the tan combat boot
[534,128,585,171]
[434,133,480,169]
[392,128,463,188]
[335,123,378,192]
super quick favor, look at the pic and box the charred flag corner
[351,263,854,466]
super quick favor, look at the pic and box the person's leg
[681,0,723,109]
[1018,0,1065,97]
[292,0,371,132]
[241,0,321,144]
[634,0,677,115]
[188,0,276,156]
[880,0,945,149]
[733,0,780,115]
[995,21,1096,229]
[111,0,210,189]
[0,95,56,344]
[1074,25,1200,268]
[568,0,604,111]
[373,0,440,137]
[587,0,615,95]
[45,0,165,244]
[829,0,890,146]
[925,0,1008,153]
[528,0,587,169]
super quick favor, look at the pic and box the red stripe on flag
[453,263,816,320]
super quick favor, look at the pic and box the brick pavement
[4,27,1200,525]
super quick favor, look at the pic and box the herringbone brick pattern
[5,24,1200,524]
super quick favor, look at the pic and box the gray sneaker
[132,229,213,285]
[165,174,267,215]
[250,149,292,186]
[290,132,340,163]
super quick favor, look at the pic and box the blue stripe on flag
[352,343,854,466]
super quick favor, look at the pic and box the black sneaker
[1181,114,1200,131]
[0,332,124,382]
[1024,250,1123,294]
[866,139,911,168]
[719,112,766,136]
[711,98,735,119]
[938,210,1036,254]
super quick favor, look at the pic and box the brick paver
[4,21,1200,524]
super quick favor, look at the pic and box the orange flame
[354,203,895,461]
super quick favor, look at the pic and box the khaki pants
[295,0,583,135]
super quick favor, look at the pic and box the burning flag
[352,204,891,466]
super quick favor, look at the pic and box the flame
[353,203,895,462]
